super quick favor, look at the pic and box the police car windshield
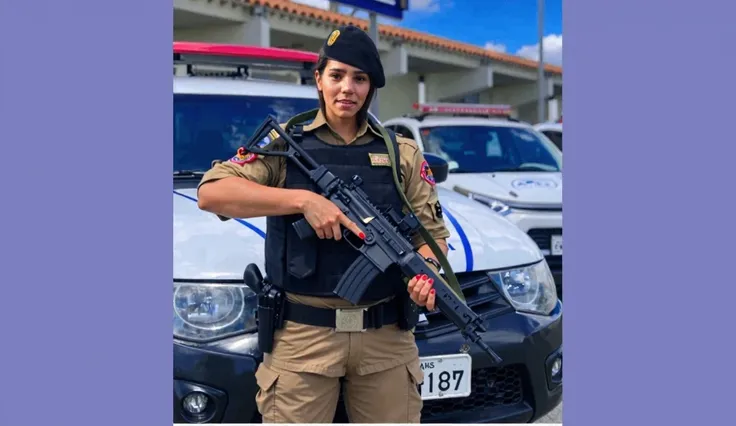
[419,125,562,174]
[173,93,319,173]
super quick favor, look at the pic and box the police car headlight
[173,282,258,342]
[467,193,512,216]
[490,260,558,315]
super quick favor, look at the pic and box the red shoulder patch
[229,147,258,166]
[420,160,435,186]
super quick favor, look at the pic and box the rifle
[242,115,502,363]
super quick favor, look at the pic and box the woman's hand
[298,191,365,241]
[407,274,436,311]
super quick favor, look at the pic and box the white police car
[172,42,562,424]
[383,104,564,295]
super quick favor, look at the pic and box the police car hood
[173,187,542,280]
[441,172,562,209]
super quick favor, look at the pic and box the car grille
[415,271,513,338]
[422,365,525,418]
[332,364,527,423]
[527,228,562,272]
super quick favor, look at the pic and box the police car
[534,119,563,151]
[173,42,562,423]
[383,105,564,296]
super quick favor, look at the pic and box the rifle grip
[292,218,316,240]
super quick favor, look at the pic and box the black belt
[282,297,400,331]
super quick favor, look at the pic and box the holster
[256,281,285,354]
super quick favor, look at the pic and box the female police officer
[197,24,451,423]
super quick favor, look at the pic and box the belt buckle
[335,308,367,332]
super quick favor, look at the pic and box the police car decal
[442,207,473,272]
[173,190,267,238]
[511,178,559,190]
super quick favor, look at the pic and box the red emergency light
[173,42,318,64]
[412,102,512,117]
[173,42,319,83]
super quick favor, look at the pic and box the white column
[547,98,560,122]
[244,6,270,47]
[418,75,426,104]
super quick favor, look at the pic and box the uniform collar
[303,109,383,141]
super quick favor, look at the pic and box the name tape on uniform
[368,153,391,167]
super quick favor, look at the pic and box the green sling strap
[280,109,466,302]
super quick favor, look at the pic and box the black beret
[322,25,385,88]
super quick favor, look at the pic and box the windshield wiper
[173,170,205,177]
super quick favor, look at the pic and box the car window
[542,130,563,151]
[395,125,416,140]
[419,125,562,173]
[173,94,318,172]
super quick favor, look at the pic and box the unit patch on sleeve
[419,160,436,186]
[229,147,258,166]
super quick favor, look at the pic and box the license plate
[418,353,472,400]
[551,235,562,256]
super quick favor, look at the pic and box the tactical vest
[264,126,407,303]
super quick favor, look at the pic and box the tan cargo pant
[254,293,424,423]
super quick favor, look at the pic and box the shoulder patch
[229,147,258,166]
[368,153,391,167]
[419,160,436,186]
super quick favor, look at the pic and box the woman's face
[316,59,372,120]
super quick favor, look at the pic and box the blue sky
[291,0,563,66]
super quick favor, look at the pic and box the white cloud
[515,34,563,66]
[410,0,441,12]
[484,42,507,53]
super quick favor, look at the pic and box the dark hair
[313,48,376,125]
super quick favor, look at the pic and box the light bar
[412,102,512,116]
[173,42,318,72]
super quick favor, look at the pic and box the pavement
[533,401,562,423]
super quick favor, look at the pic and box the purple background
[1,0,735,425]
[1,0,172,425]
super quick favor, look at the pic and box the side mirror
[423,153,449,184]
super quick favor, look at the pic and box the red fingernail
[359,232,365,239]
[415,274,421,279]
[428,279,434,285]
[421,274,428,281]
[430,289,435,295]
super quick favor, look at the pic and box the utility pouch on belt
[244,263,285,354]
